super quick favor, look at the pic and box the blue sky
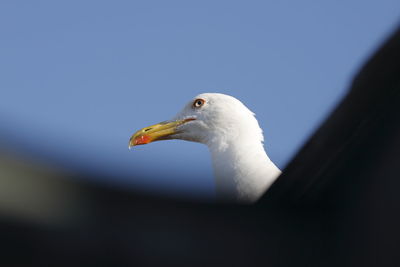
[0,1,399,199]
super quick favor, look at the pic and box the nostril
[144,128,152,132]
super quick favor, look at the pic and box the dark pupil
[197,100,202,106]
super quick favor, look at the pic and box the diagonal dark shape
[262,25,400,206]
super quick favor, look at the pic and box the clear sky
[1,1,399,199]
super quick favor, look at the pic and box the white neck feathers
[208,138,281,203]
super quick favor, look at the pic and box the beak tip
[128,138,135,150]
[129,134,148,149]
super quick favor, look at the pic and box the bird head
[129,93,264,149]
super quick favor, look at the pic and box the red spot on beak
[134,135,151,145]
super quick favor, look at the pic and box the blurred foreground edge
[1,26,400,267]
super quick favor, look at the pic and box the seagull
[129,93,281,203]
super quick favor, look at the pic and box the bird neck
[208,138,281,203]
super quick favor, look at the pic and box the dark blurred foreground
[1,26,400,267]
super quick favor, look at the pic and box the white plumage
[130,93,281,203]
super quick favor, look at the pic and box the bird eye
[193,98,205,108]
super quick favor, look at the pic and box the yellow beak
[129,118,195,149]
